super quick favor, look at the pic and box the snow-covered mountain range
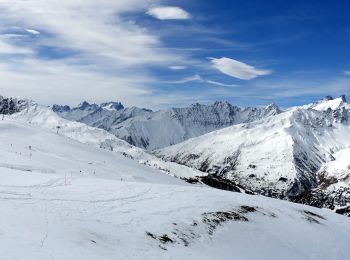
[3,94,350,217]
[1,108,350,259]
[1,94,350,258]
[53,100,281,150]
[155,96,350,213]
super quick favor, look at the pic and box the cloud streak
[169,65,187,70]
[25,28,40,35]
[167,74,239,88]
[210,57,272,80]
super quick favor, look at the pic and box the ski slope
[1,115,350,259]
[10,104,204,179]
[0,118,182,185]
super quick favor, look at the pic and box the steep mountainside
[1,117,350,259]
[293,148,350,216]
[156,96,350,202]
[54,101,281,150]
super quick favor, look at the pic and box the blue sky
[0,0,349,108]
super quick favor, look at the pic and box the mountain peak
[323,95,334,101]
[52,104,71,113]
[212,101,232,108]
[78,101,91,109]
[264,103,281,116]
[311,94,349,111]
[77,101,98,110]
[265,103,279,110]
[339,94,347,103]
[100,101,124,111]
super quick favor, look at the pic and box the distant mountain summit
[305,95,350,111]
[52,104,71,113]
[100,101,124,111]
[53,100,281,150]
[52,101,124,122]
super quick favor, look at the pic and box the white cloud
[147,6,191,20]
[25,28,40,35]
[0,0,194,107]
[0,57,157,107]
[169,74,202,84]
[0,0,180,66]
[343,71,350,76]
[169,65,187,70]
[167,74,238,88]
[210,57,272,80]
[206,80,238,88]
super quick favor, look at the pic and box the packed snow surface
[1,117,350,259]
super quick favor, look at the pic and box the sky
[0,0,350,109]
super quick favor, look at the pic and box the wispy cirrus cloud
[147,6,191,20]
[210,57,272,80]
[0,0,194,107]
[0,0,314,109]
[167,74,239,88]
[205,80,238,88]
[168,74,202,84]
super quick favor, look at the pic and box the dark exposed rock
[336,206,350,215]
[202,210,248,235]
[0,95,29,115]
[52,104,71,113]
[183,174,254,194]
[292,186,350,217]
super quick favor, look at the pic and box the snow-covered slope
[156,98,350,199]
[54,101,281,150]
[304,95,350,111]
[11,104,204,179]
[1,118,350,259]
[0,118,181,185]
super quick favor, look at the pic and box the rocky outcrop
[0,95,29,115]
